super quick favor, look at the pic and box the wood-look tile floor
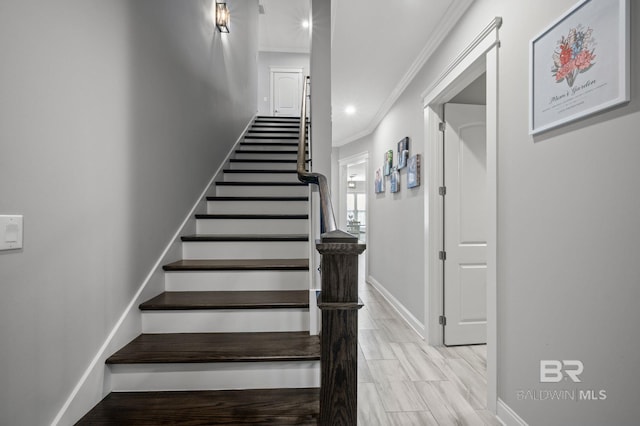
[357,266,500,425]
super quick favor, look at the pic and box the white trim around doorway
[421,17,502,414]
[338,151,369,279]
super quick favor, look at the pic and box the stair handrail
[296,76,337,233]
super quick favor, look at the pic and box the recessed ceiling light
[302,20,310,29]
[345,105,356,115]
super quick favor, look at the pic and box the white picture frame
[529,0,630,134]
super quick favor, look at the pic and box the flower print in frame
[529,0,629,135]
[552,25,595,88]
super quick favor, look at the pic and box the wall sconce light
[216,2,230,33]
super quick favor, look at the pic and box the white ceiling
[258,0,311,53]
[257,0,475,146]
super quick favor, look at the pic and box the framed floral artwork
[529,0,629,134]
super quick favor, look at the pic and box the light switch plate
[0,215,23,250]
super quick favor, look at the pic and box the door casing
[422,17,501,412]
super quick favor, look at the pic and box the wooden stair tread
[163,258,309,271]
[230,158,298,163]
[140,290,309,310]
[181,234,308,241]
[240,142,300,146]
[244,136,299,140]
[76,388,319,425]
[223,169,298,173]
[195,213,307,219]
[106,331,320,364]
[235,149,304,154]
[215,182,306,187]
[251,126,302,129]
[206,196,308,201]
[256,116,301,120]
[247,126,299,134]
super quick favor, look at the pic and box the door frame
[338,151,369,279]
[269,67,304,116]
[422,17,501,412]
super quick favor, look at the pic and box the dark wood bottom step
[163,258,309,271]
[139,290,309,310]
[76,388,319,425]
[106,331,320,364]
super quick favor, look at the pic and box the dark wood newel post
[316,230,366,425]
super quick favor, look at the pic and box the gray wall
[337,0,640,424]
[257,51,310,115]
[450,72,486,104]
[0,1,258,424]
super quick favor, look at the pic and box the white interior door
[443,103,487,346]
[272,71,302,116]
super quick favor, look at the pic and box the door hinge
[439,186,446,196]
[439,315,447,326]
[439,251,447,261]
[438,122,446,132]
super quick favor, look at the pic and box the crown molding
[333,0,475,146]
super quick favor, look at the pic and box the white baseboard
[51,116,256,426]
[366,275,426,338]
[496,398,528,426]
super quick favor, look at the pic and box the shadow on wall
[124,0,258,298]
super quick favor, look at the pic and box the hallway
[357,264,499,425]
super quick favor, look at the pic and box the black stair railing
[297,76,365,425]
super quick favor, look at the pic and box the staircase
[77,116,321,425]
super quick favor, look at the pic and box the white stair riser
[197,218,308,234]
[215,185,308,197]
[142,309,309,333]
[182,241,308,260]
[207,200,308,215]
[165,271,309,291]
[223,172,299,182]
[234,152,298,159]
[110,361,320,391]
[229,162,297,171]
[238,144,300,152]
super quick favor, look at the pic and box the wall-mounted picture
[529,0,630,134]
[384,150,393,176]
[374,167,385,193]
[407,154,421,188]
[397,137,409,169]
[390,168,400,193]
